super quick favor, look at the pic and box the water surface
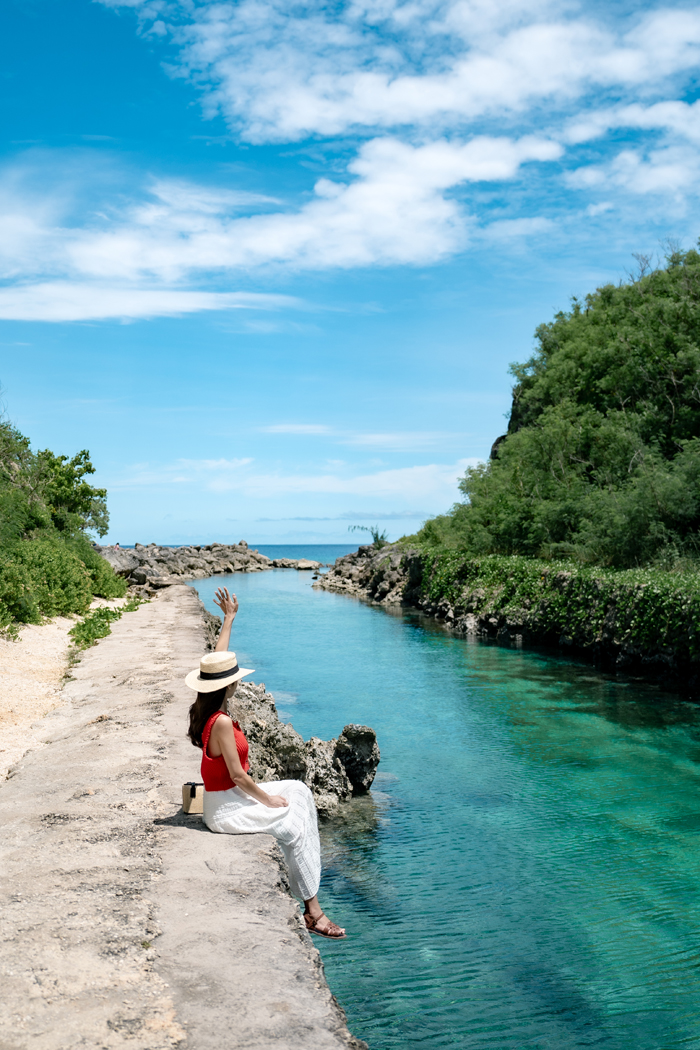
[192,559,700,1050]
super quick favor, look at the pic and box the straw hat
[185,651,254,693]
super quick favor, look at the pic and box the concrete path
[0,585,365,1050]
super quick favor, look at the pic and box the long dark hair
[187,688,227,749]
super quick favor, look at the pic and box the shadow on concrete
[154,811,210,831]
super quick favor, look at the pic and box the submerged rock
[232,681,380,818]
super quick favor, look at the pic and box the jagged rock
[304,737,352,818]
[231,681,379,819]
[202,609,222,651]
[100,548,140,576]
[272,558,322,570]
[95,541,308,584]
[335,725,380,794]
[314,543,422,606]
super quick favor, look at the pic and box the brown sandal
[304,912,347,939]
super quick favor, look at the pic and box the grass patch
[69,596,147,650]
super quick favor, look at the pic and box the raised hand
[213,587,239,620]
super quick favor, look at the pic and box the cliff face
[316,545,700,695]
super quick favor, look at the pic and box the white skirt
[203,779,321,901]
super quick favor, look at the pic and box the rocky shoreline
[198,603,380,819]
[97,542,321,594]
[315,544,700,693]
[233,682,380,819]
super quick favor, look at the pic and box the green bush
[0,414,124,629]
[66,536,127,599]
[12,536,93,618]
[418,547,700,660]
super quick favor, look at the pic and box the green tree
[36,448,109,536]
[0,415,124,629]
[413,247,700,567]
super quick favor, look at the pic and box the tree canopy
[0,416,124,629]
[414,248,700,568]
[0,420,108,543]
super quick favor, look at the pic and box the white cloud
[0,137,559,312]
[568,144,700,196]
[110,457,254,489]
[344,430,458,450]
[219,458,478,500]
[567,100,700,146]
[100,1,700,142]
[67,136,559,276]
[4,2,700,321]
[111,454,479,503]
[0,282,298,322]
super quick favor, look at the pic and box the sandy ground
[0,598,128,781]
[0,585,364,1050]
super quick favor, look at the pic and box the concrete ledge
[0,585,365,1050]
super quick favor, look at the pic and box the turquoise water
[192,559,700,1050]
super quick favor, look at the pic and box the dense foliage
[0,417,125,631]
[415,249,700,567]
[418,549,700,661]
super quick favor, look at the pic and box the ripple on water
[193,566,700,1050]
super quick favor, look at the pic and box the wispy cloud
[261,424,332,435]
[108,455,478,504]
[257,510,433,521]
[3,1,700,321]
[101,1,700,142]
[0,282,299,322]
[257,425,470,450]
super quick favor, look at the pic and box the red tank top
[201,711,250,792]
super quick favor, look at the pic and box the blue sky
[2,0,700,544]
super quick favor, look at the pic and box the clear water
[255,543,357,565]
[191,558,700,1050]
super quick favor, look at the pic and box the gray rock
[95,541,275,582]
[232,682,379,819]
[99,548,140,575]
[335,725,381,794]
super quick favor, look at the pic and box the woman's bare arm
[212,587,238,652]
[210,715,288,808]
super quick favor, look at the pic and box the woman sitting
[186,586,346,940]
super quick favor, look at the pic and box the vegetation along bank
[316,544,700,691]
[0,418,126,634]
[321,248,700,694]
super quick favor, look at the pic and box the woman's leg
[265,780,321,900]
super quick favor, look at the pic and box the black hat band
[199,664,239,680]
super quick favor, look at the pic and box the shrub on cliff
[416,248,700,567]
[418,548,700,673]
[0,414,125,630]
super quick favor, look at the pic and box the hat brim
[184,665,255,692]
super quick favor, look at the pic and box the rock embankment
[233,681,380,818]
[315,543,423,606]
[97,541,320,592]
[315,544,700,691]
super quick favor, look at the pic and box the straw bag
[182,781,204,814]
